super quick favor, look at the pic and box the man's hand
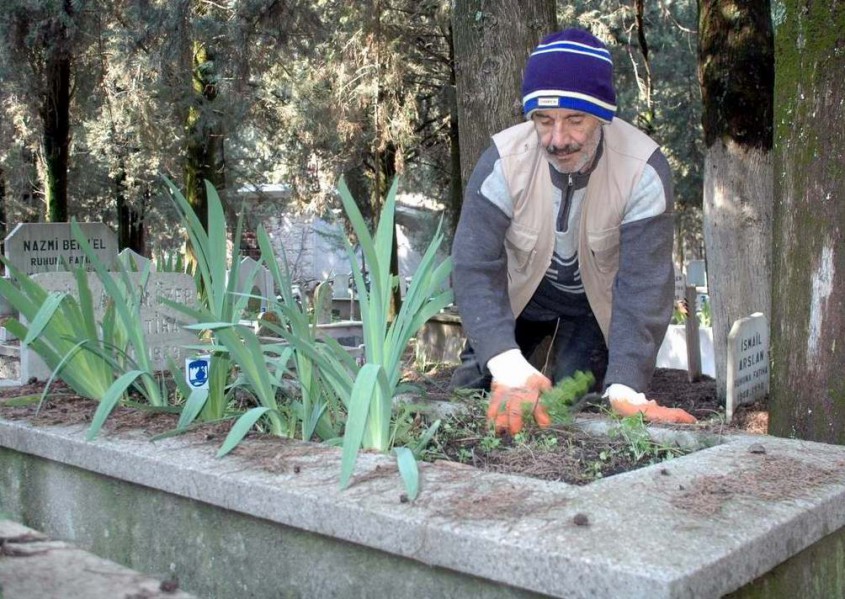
[604,383,697,424]
[486,350,553,435]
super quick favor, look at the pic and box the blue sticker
[187,358,209,388]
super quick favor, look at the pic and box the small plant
[539,370,595,424]
[479,434,501,452]
[536,433,559,450]
[610,412,684,463]
[698,296,712,327]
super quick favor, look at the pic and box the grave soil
[0,368,768,486]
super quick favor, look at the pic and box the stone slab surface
[0,519,195,599]
[2,420,845,598]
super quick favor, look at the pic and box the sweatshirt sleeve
[452,144,520,369]
[604,148,675,392]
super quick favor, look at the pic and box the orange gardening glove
[604,383,697,424]
[485,350,553,435]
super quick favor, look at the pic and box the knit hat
[522,29,617,123]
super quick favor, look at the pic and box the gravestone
[674,265,686,303]
[415,313,465,366]
[235,257,274,313]
[3,222,117,275]
[726,312,770,422]
[117,248,156,273]
[313,280,334,324]
[686,259,707,288]
[20,272,197,382]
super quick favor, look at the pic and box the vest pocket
[587,226,620,273]
[505,222,539,271]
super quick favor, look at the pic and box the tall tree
[698,0,773,401]
[39,0,75,222]
[451,0,556,191]
[0,0,90,222]
[183,0,227,233]
[0,168,6,246]
[769,1,845,443]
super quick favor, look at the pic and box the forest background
[0,0,703,262]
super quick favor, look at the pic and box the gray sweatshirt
[452,137,675,392]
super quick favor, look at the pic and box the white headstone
[235,257,274,313]
[3,222,117,275]
[21,272,198,381]
[117,248,156,273]
[314,280,334,324]
[726,312,770,422]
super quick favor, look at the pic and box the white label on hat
[537,97,560,107]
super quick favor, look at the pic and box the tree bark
[116,162,146,254]
[698,0,773,404]
[769,1,845,443]
[0,169,6,254]
[446,21,462,236]
[451,0,556,191]
[41,0,75,223]
[185,37,226,234]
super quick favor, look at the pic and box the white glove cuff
[603,383,648,405]
[487,349,540,388]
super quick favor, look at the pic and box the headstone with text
[674,265,686,303]
[726,312,770,422]
[20,272,198,381]
[3,222,117,276]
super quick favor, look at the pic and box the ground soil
[0,367,768,486]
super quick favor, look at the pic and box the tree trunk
[114,156,146,253]
[41,0,75,223]
[185,39,226,234]
[0,170,5,231]
[0,170,6,263]
[698,0,774,404]
[769,1,845,443]
[451,0,556,191]
[446,21,462,236]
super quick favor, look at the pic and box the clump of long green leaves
[334,176,453,499]
[0,223,174,439]
[0,259,116,403]
[160,178,290,441]
[253,226,349,444]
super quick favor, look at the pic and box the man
[451,28,696,435]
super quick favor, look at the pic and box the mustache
[546,143,582,156]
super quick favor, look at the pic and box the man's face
[531,108,603,173]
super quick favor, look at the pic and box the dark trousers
[450,313,608,392]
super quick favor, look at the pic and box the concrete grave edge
[1,418,845,598]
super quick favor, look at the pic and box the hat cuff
[523,95,615,123]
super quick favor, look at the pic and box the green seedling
[539,370,596,424]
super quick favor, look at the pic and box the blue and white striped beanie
[522,29,617,123]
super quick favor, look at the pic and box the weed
[539,370,595,424]
[610,412,684,463]
[479,435,501,452]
